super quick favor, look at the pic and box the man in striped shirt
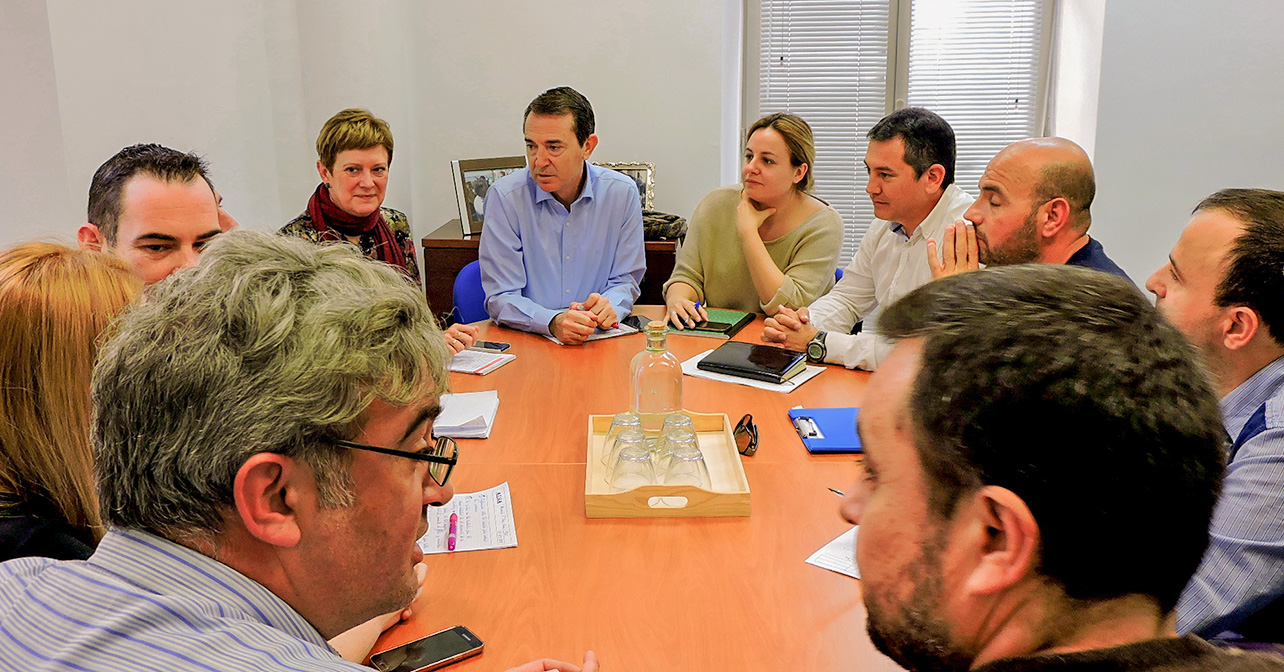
[0,231,596,672]
[1147,188,1284,642]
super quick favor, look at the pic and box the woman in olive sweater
[664,113,842,327]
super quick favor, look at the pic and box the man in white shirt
[762,107,972,370]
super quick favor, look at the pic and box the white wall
[0,0,732,272]
[43,0,305,238]
[1092,0,1284,285]
[0,1,79,245]
[1047,0,1105,158]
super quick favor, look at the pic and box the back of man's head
[1198,188,1284,347]
[92,230,449,542]
[524,86,595,146]
[867,107,956,188]
[881,265,1225,613]
[1024,137,1096,232]
[87,144,211,246]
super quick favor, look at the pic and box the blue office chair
[451,260,488,324]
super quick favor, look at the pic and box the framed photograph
[595,162,655,211]
[451,156,526,235]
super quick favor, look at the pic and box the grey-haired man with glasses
[0,231,597,672]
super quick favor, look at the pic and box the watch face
[807,339,825,362]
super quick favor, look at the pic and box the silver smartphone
[368,625,484,672]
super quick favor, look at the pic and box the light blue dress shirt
[1177,355,1284,639]
[478,163,645,336]
[0,528,365,671]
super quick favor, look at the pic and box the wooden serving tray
[585,411,751,518]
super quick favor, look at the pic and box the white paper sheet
[418,482,518,554]
[680,349,825,392]
[433,391,499,439]
[542,322,639,345]
[805,526,860,579]
[449,349,515,375]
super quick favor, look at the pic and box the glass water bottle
[630,321,682,432]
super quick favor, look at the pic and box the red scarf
[305,184,408,272]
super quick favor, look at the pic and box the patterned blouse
[279,207,421,285]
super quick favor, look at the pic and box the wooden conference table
[375,308,902,672]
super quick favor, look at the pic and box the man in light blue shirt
[1147,188,1284,642]
[479,86,645,344]
[0,232,598,672]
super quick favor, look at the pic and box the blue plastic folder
[788,407,862,454]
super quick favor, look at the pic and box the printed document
[805,526,860,579]
[449,349,515,375]
[418,482,518,554]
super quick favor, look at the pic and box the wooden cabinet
[420,220,677,322]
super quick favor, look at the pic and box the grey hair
[92,230,450,541]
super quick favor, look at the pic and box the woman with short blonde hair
[0,243,140,561]
[280,107,478,352]
[280,108,418,282]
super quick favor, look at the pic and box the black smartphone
[621,314,648,331]
[693,321,733,331]
[369,625,484,672]
[470,341,510,352]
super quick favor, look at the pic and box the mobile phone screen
[369,626,483,672]
[693,321,733,331]
[621,315,647,331]
[473,341,510,352]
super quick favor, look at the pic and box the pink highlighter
[447,513,458,551]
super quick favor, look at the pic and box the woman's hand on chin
[736,188,776,239]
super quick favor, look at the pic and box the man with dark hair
[928,137,1129,280]
[77,143,224,285]
[0,231,597,672]
[1148,188,1284,643]
[762,107,971,370]
[478,86,645,344]
[843,263,1283,671]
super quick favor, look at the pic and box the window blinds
[755,0,1048,263]
[907,0,1049,201]
[758,0,891,263]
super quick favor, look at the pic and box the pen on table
[447,513,458,551]
[827,487,845,497]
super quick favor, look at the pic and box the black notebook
[697,342,808,384]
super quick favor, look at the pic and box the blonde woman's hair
[316,108,394,171]
[0,243,141,541]
[746,112,816,192]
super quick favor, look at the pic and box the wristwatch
[806,331,828,363]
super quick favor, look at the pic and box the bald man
[929,137,1130,280]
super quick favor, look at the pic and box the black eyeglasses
[327,436,458,487]
[734,414,758,456]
